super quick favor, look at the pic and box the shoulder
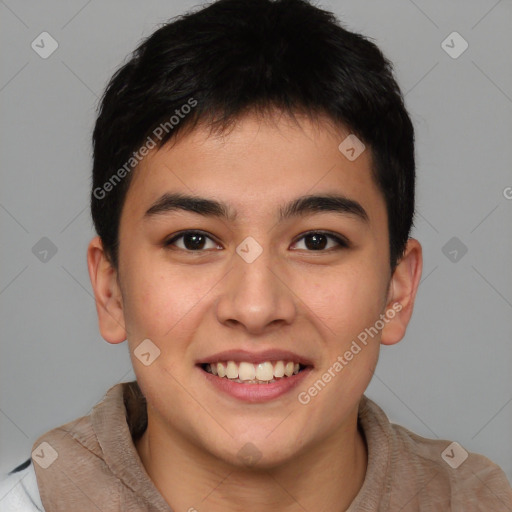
[1,384,129,512]
[390,418,512,508]
[391,419,510,477]
[0,459,45,511]
[31,408,102,460]
[359,396,512,509]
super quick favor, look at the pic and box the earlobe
[87,236,127,344]
[380,238,423,346]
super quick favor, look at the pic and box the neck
[135,405,367,512]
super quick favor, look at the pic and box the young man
[2,0,511,510]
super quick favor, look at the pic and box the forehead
[122,112,385,227]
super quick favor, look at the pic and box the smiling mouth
[201,360,308,384]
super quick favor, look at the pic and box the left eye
[291,232,348,251]
[164,230,348,252]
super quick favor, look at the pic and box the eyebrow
[144,192,369,224]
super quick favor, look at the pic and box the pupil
[305,234,327,250]
[185,233,205,250]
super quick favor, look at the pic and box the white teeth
[226,361,238,379]
[238,362,256,381]
[206,360,304,382]
[255,362,274,381]
[274,360,285,378]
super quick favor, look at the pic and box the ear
[380,238,423,346]
[87,236,127,344]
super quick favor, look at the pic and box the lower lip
[199,366,313,403]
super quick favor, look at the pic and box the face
[90,111,418,468]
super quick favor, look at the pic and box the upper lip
[197,349,314,366]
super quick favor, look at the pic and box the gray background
[1,0,511,486]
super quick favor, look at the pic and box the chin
[203,428,308,471]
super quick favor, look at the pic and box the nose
[215,243,297,335]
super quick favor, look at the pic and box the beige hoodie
[31,381,512,511]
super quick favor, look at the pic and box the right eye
[163,230,223,252]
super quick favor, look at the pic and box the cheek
[300,264,386,340]
[121,255,224,344]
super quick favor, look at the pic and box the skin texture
[87,111,422,512]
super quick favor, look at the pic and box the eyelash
[163,230,350,252]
